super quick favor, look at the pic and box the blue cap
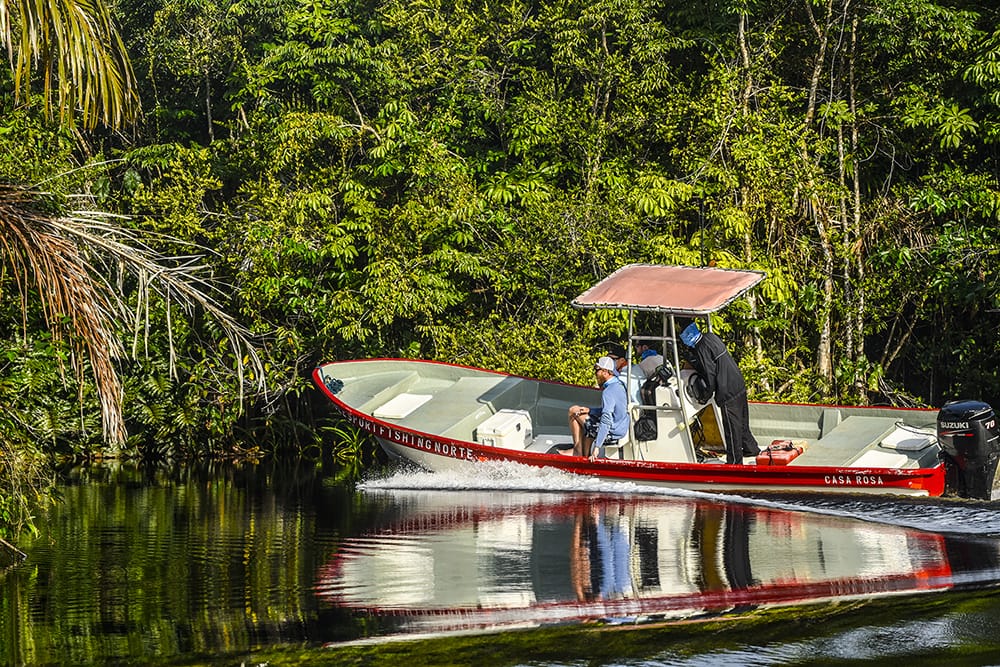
[680,322,702,347]
[639,349,658,360]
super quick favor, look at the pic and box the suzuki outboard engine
[937,400,1000,499]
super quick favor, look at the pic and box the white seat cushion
[373,393,433,418]
[880,428,936,451]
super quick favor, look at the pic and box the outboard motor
[937,400,1000,500]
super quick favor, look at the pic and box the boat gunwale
[315,357,941,415]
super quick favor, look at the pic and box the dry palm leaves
[0,184,262,447]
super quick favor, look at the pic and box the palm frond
[0,184,125,442]
[0,184,264,447]
[0,0,139,129]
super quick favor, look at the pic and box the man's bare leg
[567,405,589,456]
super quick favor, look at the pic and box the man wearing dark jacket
[680,321,760,464]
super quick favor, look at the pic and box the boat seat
[848,449,911,468]
[372,392,433,418]
[402,376,528,438]
[820,408,843,438]
[792,416,897,466]
[474,376,530,412]
[600,438,623,459]
[879,427,936,451]
[354,371,421,413]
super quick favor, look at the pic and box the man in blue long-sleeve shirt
[566,356,630,460]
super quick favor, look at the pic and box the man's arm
[592,392,615,453]
[694,337,723,396]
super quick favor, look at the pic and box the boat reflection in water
[315,492,998,635]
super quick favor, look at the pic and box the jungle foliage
[2,0,1000,535]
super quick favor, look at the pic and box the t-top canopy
[572,264,765,315]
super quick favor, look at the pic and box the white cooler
[476,409,533,449]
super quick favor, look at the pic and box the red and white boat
[313,265,1000,499]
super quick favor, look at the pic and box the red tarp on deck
[572,264,765,315]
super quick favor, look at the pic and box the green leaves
[965,29,1000,107]
[6,0,1000,481]
[631,174,693,218]
[937,104,979,149]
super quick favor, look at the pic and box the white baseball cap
[595,356,616,372]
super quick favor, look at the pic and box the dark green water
[4,462,1000,666]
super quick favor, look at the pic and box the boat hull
[314,359,947,497]
[370,434,941,495]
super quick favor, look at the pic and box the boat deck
[320,360,941,470]
[791,417,898,466]
[362,375,522,438]
[335,366,591,444]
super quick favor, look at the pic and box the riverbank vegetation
[2,0,999,537]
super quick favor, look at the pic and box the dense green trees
[2,0,1000,536]
[193,0,997,405]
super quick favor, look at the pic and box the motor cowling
[937,400,1000,500]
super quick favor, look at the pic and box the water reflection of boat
[315,492,996,634]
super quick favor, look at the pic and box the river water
[3,460,1000,665]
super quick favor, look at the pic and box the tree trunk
[802,0,836,388]
[736,11,768,389]
[205,70,214,143]
[738,12,753,110]
[803,0,834,128]
[815,205,835,386]
[848,13,867,402]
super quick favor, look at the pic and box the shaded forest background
[2,0,1000,532]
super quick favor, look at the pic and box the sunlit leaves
[819,100,851,125]
[0,0,139,129]
[899,89,980,150]
[482,170,553,206]
[631,174,693,218]
[753,264,798,307]
[937,104,979,148]
[125,144,222,241]
[908,167,1000,217]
